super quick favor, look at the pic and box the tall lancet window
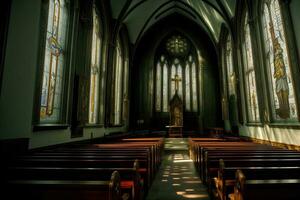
[226,35,235,96]
[262,0,298,120]
[40,0,69,123]
[162,61,168,112]
[154,34,200,113]
[177,61,183,98]
[88,5,101,124]
[185,60,191,111]
[155,56,163,111]
[170,62,176,97]
[170,58,183,98]
[113,39,123,125]
[191,57,198,112]
[242,13,260,122]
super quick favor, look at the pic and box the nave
[146,138,210,200]
[3,134,300,200]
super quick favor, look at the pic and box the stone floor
[145,138,210,200]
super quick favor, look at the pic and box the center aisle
[146,138,210,200]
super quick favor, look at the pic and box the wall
[239,0,300,146]
[290,0,300,64]
[0,0,126,149]
[131,14,222,131]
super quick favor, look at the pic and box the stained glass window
[185,61,191,111]
[166,35,188,56]
[171,63,176,97]
[177,63,183,98]
[122,59,129,122]
[226,35,235,96]
[262,0,298,120]
[88,6,101,124]
[243,13,260,122]
[155,35,200,113]
[155,62,162,111]
[113,39,123,124]
[162,62,168,112]
[40,0,69,123]
[191,61,198,111]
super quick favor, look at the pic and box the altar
[166,125,183,137]
[166,74,183,137]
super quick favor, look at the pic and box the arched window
[155,56,163,111]
[242,13,260,122]
[262,0,298,120]
[185,60,191,111]
[154,35,200,113]
[113,38,123,125]
[40,0,69,123]
[88,5,102,124]
[226,34,235,96]
[191,57,198,112]
[162,61,168,112]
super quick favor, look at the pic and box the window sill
[245,122,264,127]
[268,122,300,128]
[33,124,69,131]
[108,124,124,128]
[85,124,104,128]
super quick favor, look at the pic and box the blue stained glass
[40,0,69,123]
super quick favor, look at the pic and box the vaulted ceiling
[110,0,236,44]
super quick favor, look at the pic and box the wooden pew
[204,157,300,185]
[192,142,275,172]
[5,138,163,199]
[25,145,157,185]
[9,157,151,191]
[229,170,300,200]
[198,146,294,179]
[5,160,142,200]
[4,170,121,200]
[215,159,300,200]
[94,142,162,172]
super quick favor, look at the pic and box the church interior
[1,0,300,199]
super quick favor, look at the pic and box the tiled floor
[145,138,210,200]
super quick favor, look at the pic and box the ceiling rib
[134,0,217,46]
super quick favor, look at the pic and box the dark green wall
[130,14,222,132]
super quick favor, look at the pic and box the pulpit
[166,74,183,137]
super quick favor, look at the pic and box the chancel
[1,0,300,200]
[167,73,183,137]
